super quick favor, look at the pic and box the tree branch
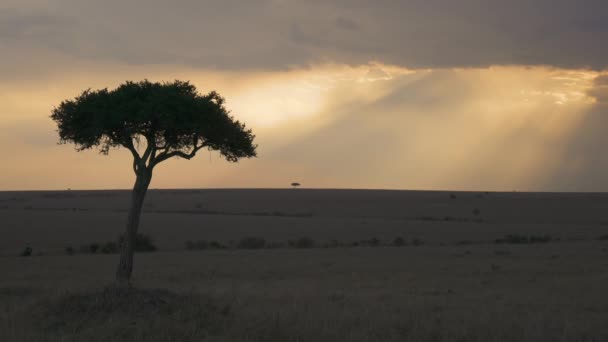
[124,138,140,159]
[152,142,207,167]
[123,138,142,174]
[141,136,156,169]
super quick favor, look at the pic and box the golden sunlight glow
[0,63,603,191]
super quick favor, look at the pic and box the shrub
[118,233,157,252]
[495,234,553,244]
[89,243,100,254]
[101,241,119,254]
[529,235,552,243]
[456,240,474,246]
[65,246,75,255]
[289,237,315,248]
[237,237,266,249]
[185,240,194,250]
[495,234,528,244]
[209,241,226,249]
[598,235,608,241]
[412,237,424,246]
[21,246,33,257]
[325,239,340,248]
[472,208,481,216]
[368,237,381,247]
[393,237,406,247]
[266,242,285,249]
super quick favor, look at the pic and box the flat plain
[1,189,608,341]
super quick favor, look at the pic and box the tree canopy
[51,80,257,285]
[51,80,257,172]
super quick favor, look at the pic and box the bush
[65,246,75,255]
[209,241,226,249]
[101,241,119,254]
[393,237,406,247]
[412,238,424,246]
[598,235,608,241]
[495,234,553,244]
[237,237,266,249]
[529,235,552,243]
[289,237,315,248]
[89,243,100,254]
[324,239,340,248]
[21,246,33,257]
[456,240,474,246]
[368,237,381,247]
[118,233,157,252]
[495,234,528,244]
[266,242,285,249]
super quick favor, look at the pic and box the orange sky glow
[0,62,605,191]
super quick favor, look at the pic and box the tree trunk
[116,168,152,286]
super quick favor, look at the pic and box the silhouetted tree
[51,80,257,286]
[291,182,301,189]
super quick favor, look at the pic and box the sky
[1,0,608,191]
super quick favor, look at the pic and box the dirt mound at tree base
[27,286,233,341]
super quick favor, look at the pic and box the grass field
[1,189,608,341]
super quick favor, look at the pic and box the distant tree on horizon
[51,80,257,286]
[291,182,301,189]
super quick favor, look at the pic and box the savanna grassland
[1,189,608,341]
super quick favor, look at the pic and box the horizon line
[1,187,607,194]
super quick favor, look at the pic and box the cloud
[1,0,608,74]
[540,74,608,190]
[1,61,607,191]
[252,67,599,190]
[588,75,608,104]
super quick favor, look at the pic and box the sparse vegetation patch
[20,246,33,257]
[495,234,554,244]
[237,236,267,249]
[27,287,232,341]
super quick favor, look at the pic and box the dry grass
[22,287,231,342]
[1,189,608,341]
[2,245,608,341]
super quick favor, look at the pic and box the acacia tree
[51,80,257,286]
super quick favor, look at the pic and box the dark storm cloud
[1,0,608,71]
